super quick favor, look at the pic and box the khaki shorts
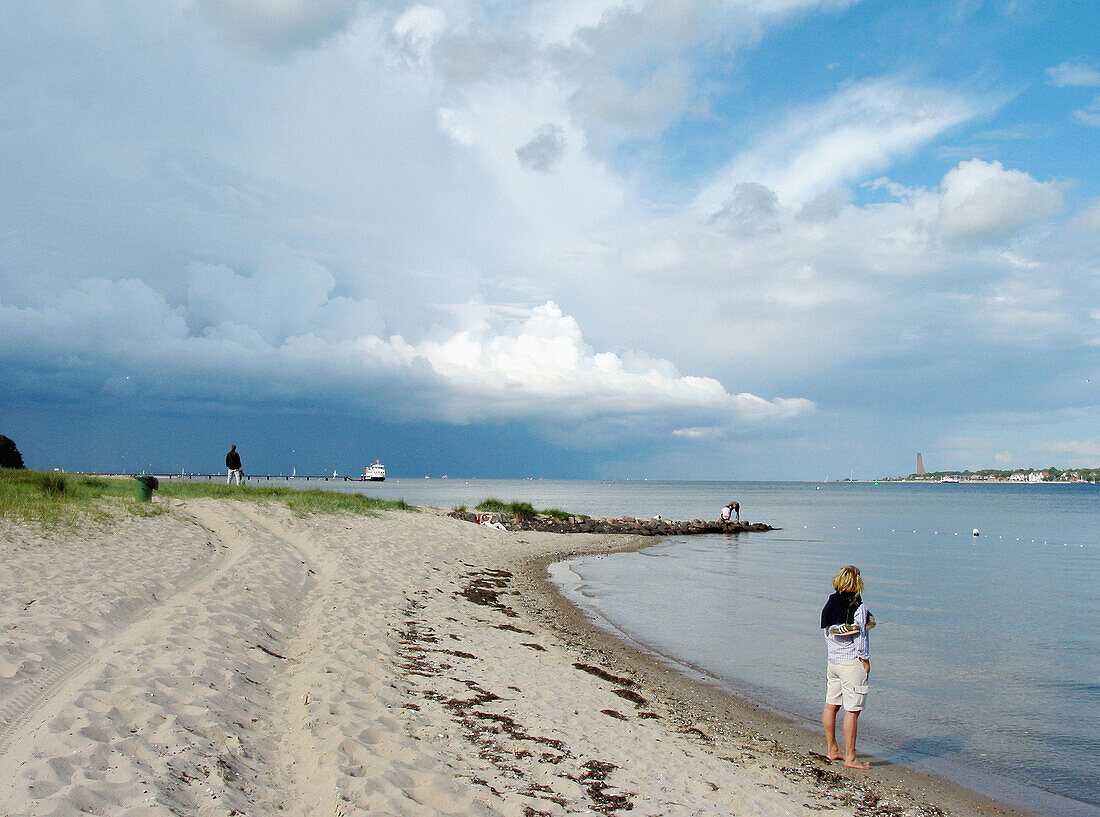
[826,659,869,711]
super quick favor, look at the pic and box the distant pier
[91,472,379,483]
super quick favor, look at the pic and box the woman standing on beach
[820,565,872,770]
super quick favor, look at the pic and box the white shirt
[824,602,870,663]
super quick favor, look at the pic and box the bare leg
[822,703,842,760]
[843,709,871,769]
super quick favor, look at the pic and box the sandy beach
[0,499,1034,817]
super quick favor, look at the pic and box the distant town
[893,467,1100,484]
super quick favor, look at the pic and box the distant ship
[361,460,386,481]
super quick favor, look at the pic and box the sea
[231,477,1100,816]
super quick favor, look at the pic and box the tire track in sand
[230,504,343,817]
[0,501,250,772]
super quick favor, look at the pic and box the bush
[0,435,25,469]
[506,501,535,520]
[473,498,579,521]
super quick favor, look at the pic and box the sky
[2,0,1099,480]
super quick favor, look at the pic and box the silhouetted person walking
[226,445,243,485]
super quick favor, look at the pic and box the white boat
[940,475,960,483]
[362,460,386,481]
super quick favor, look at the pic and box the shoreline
[509,531,1039,817]
[0,500,1044,816]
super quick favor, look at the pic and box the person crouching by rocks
[720,501,739,522]
[820,564,874,769]
[226,444,243,485]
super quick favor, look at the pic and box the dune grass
[0,469,139,525]
[0,469,415,526]
[158,481,415,516]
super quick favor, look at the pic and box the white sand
[0,500,1031,817]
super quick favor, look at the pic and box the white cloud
[672,426,724,439]
[408,301,814,423]
[390,0,863,154]
[695,78,988,211]
[1046,63,1100,127]
[389,4,449,68]
[932,159,1063,248]
[0,272,812,434]
[1074,97,1100,128]
[2,1,1099,476]
[1047,62,1100,87]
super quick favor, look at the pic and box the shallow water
[214,477,1100,816]
[551,482,1100,817]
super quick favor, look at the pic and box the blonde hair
[832,565,865,594]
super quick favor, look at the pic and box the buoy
[973,529,979,537]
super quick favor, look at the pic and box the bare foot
[826,752,842,761]
[844,758,871,770]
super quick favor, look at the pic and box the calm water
[211,477,1100,816]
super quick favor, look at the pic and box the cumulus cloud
[545,0,834,148]
[796,189,851,223]
[185,249,387,345]
[0,269,812,435]
[408,302,814,423]
[3,1,1098,476]
[567,59,698,146]
[932,159,1063,248]
[389,4,449,68]
[198,0,364,58]
[516,124,566,171]
[386,2,543,82]
[389,0,861,152]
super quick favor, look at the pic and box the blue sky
[2,0,1099,480]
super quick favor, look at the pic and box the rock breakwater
[450,511,773,536]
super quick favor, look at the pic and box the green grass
[0,469,415,526]
[473,498,583,521]
[0,469,138,525]
[38,473,67,496]
[473,498,507,513]
[540,507,577,522]
[156,480,415,516]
